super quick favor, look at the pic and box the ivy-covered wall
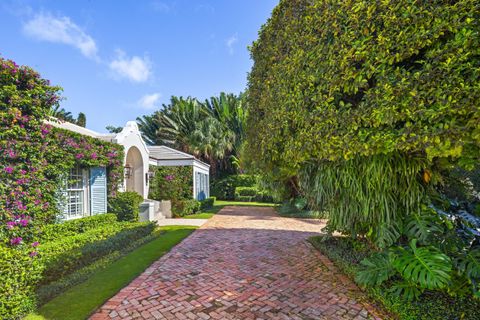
[0,57,124,318]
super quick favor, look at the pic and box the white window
[63,166,89,220]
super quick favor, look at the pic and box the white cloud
[23,12,98,60]
[109,50,152,83]
[138,93,162,109]
[151,1,171,13]
[226,34,238,55]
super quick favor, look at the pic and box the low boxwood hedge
[40,214,118,242]
[200,197,215,210]
[40,221,155,284]
[172,199,201,217]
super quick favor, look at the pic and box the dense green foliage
[310,235,480,320]
[39,219,155,285]
[0,246,43,319]
[211,174,257,200]
[248,0,479,172]
[234,186,273,203]
[108,192,144,222]
[39,214,117,242]
[171,199,201,217]
[137,93,247,177]
[199,197,215,210]
[149,165,193,201]
[36,229,159,305]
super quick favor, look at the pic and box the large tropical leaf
[371,223,401,249]
[404,210,443,244]
[388,281,423,301]
[355,252,395,286]
[455,248,480,280]
[393,239,452,290]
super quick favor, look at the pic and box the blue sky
[0,0,278,131]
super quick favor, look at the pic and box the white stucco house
[47,119,210,221]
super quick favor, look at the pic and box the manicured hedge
[234,186,273,203]
[40,221,155,284]
[171,199,201,217]
[211,174,257,200]
[40,214,118,242]
[108,191,144,221]
[0,246,43,319]
[200,197,215,210]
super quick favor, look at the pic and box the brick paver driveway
[91,206,384,320]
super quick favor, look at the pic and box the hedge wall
[247,0,480,173]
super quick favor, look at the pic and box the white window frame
[63,166,90,220]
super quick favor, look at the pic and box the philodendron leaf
[355,252,395,286]
[389,281,423,301]
[455,248,480,280]
[393,239,452,290]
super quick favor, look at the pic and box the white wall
[114,122,150,199]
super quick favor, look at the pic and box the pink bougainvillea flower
[32,241,39,248]
[6,221,16,229]
[165,175,174,181]
[4,166,13,174]
[29,251,38,257]
[75,153,84,159]
[19,219,29,227]
[91,152,98,159]
[10,237,22,246]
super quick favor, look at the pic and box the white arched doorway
[125,146,144,197]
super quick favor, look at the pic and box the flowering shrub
[149,165,193,201]
[0,57,124,318]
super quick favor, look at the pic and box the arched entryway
[125,146,144,197]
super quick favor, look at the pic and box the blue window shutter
[90,167,107,215]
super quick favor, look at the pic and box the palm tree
[50,105,75,122]
[137,112,161,145]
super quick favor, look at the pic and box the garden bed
[309,235,480,320]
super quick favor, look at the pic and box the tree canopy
[247,0,480,174]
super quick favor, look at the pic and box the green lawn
[182,200,277,219]
[25,226,197,320]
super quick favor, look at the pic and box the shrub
[172,199,201,217]
[234,186,274,203]
[0,246,43,319]
[36,230,160,305]
[40,214,118,241]
[149,166,193,201]
[211,174,256,200]
[40,221,155,284]
[108,192,144,222]
[235,186,258,197]
[200,197,215,210]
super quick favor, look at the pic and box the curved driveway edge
[91,206,384,320]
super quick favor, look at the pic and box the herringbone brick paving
[90,206,384,320]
